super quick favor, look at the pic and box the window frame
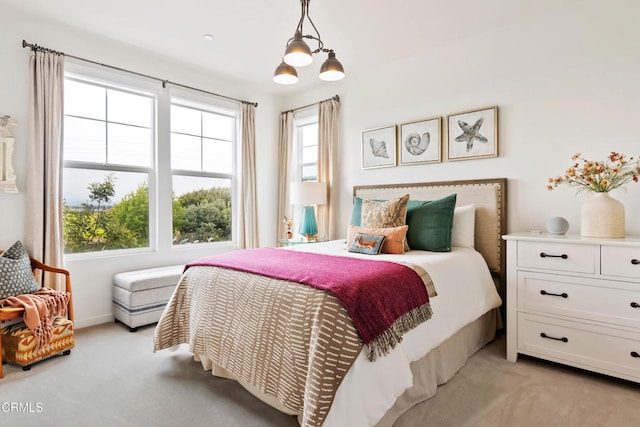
[293,108,319,183]
[62,64,241,259]
[63,73,158,259]
[169,96,239,247]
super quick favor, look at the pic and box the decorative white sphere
[546,216,569,235]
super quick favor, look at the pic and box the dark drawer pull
[540,332,568,343]
[540,290,568,298]
[632,259,640,265]
[632,351,640,358]
[540,252,568,259]
[631,302,640,308]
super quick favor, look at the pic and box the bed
[154,178,507,427]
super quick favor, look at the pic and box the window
[294,111,319,182]
[290,110,319,231]
[62,71,239,255]
[170,100,237,245]
[63,77,154,254]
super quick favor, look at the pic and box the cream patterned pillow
[361,194,409,228]
[0,241,39,300]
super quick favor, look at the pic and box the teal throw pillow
[350,196,364,225]
[0,240,39,300]
[406,193,457,252]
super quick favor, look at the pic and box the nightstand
[503,232,640,383]
[277,239,326,247]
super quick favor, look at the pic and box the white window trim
[63,61,241,260]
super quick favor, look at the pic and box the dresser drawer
[517,241,595,274]
[601,245,640,280]
[518,313,640,381]
[518,271,640,328]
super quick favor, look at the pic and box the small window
[294,112,319,182]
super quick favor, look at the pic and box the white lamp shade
[290,181,327,206]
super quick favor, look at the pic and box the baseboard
[74,314,114,329]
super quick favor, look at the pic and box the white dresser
[503,232,640,382]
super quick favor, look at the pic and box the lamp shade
[319,50,345,81]
[273,61,299,85]
[283,31,313,67]
[290,181,327,206]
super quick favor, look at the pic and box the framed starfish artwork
[399,116,442,166]
[446,106,498,161]
[361,125,397,169]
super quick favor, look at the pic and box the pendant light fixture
[273,0,345,85]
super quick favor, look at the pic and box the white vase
[580,192,625,238]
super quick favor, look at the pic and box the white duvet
[284,240,502,427]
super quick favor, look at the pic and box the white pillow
[451,204,476,248]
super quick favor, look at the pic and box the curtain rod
[22,40,258,107]
[282,95,340,114]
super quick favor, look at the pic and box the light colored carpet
[1,322,639,426]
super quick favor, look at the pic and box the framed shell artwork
[361,125,397,169]
[398,117,441,165]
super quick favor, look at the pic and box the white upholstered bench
[112,265,184,332]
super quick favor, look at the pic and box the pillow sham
[348,233,386,255]
[452,204,476,248]
[0,240,39,300]
[347,224,408,255]
[350,196,365,226]
[360,194,410,229]
[405,193,457,252]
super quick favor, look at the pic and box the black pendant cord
[22,40,258,108]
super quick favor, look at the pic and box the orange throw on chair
[0,288,70,351]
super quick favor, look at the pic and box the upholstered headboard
[353,178,507,283]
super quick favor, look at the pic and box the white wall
[2,0,640,328]
[285,0,640,240]
[0,7,282,327]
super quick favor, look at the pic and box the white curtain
[238,103,259,248]
[24,50,65,291]
[276,112,294,240]
[317,98,340,240]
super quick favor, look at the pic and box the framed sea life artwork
[362,125,396,169]
[446,106,498,161]
[399,117,441,165]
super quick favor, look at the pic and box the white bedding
[284,240,502,427]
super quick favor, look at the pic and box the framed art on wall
[446,106,498,161]
[399,117,441,165]
[361,125,396,169]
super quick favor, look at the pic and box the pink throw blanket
[0,288,71,351]
[186,248,432,360]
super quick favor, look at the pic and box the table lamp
[290,181,327,241]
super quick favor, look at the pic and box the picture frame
[446,106,498,161]
[348,233,386,255]
[361,125,397,169]
[398,116,441,165]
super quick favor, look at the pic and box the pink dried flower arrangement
[547,152,640,193]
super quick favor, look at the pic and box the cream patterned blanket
[154,263,434,427]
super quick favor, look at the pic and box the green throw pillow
[0,241,39,300]
[406,193,457,252]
